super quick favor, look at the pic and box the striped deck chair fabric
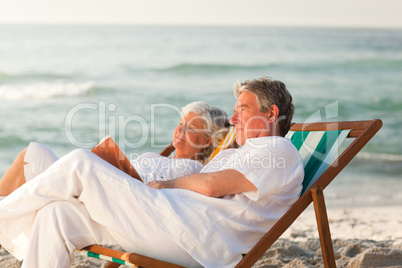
[77,247,136,267]
[285,129,350,194]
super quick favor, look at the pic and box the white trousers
[0,148,198,268]
[24,201,116,267]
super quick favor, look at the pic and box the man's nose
[230,112,238,125]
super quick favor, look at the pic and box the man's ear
[267,104,279,123]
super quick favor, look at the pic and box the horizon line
[0,22,401,30]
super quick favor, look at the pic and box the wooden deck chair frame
[79,119,382,268]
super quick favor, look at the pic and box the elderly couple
[0,77,304,268]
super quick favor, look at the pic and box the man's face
[230,92,271,146]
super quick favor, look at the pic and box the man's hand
[147,180,172,189]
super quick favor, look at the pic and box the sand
[1,205,401,267]
[255,205,402,268]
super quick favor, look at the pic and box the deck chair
[77,119,382,268]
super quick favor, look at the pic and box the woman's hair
[181,101,230,159]
[234,77,294,137]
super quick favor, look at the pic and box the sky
[0,0,401,28]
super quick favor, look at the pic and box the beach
[259,205,402,267]
[0,25,401,267]
[1,205,401,267]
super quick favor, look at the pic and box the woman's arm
[147,169,257,198]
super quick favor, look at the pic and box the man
[147,77,304,267]
[150,77,298,197]
[0,77,303,268]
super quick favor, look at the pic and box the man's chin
[172,140,182,148]
[236,136,245,146]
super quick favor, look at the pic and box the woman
[0,101,230,195]
[0,101,230,267]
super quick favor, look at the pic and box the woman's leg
[0,148,28,196]
[0,149,198,267]
[0,142,59,196]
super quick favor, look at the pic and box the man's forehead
[234,101,250,109]
[234,92,258,108]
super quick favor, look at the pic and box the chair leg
[311,187,336,268]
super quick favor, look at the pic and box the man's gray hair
[234,77,294,136]
[182,101,230,158]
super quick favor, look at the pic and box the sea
[0,25,401,208]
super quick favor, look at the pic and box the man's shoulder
[204,136,297,165]
[243,136,293,149]
[242,136,300,158]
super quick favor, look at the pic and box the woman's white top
[131,152,204,184]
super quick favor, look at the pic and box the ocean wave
[153,63,273,73]
[0,81,94,100]
[0,71,71,82]
[275,58,402,73]
[149,58,402,74]
[336,58,402,69]
[357,152,402,162]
